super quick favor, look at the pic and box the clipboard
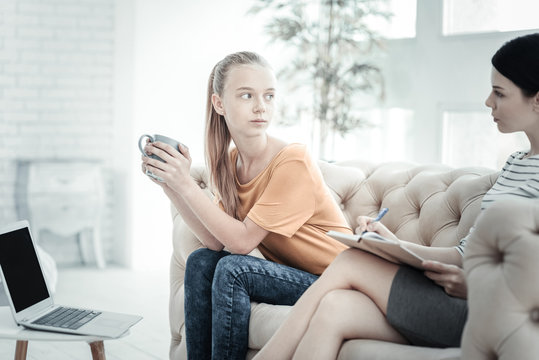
[327,230,426,270]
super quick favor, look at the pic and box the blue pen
[372,207,389,222]
[362,207,388,234]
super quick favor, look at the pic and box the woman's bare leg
[253,249,402,360]
[293,289,407,360]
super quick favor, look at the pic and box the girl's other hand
[142,141,193,191]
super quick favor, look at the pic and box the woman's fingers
[422,261,467,298]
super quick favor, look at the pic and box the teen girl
[141,51,351,360]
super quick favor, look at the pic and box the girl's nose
[254,97,266,113]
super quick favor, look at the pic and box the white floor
[0,266,171,360]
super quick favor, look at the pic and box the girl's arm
[179,179,269,253]
[142,142,269,254]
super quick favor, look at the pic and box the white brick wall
[1,0,117,266]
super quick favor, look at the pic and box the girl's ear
[212,94,225,115]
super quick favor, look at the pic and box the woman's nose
[485,92,494,109]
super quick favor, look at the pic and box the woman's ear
[211,94,225,115]
[533,92,539,113]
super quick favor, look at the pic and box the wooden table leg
[89,341,106,360]
[14,340,28,360]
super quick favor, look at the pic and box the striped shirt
[456,150,539,255]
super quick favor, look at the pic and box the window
[442,110,528,169]
[366,0,417,39]
[332,108,413,162]
[443,0,539,35]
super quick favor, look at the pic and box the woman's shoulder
[506,150,539,163]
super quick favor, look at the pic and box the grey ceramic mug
[138,134,181,181]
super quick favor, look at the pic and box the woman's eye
[494,90,503,98]
[265,94,274,101]
[240,93,251,99]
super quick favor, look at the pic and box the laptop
[0,220,142,338]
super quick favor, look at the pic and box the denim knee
[212,255,251,290]
[185,248,230,288]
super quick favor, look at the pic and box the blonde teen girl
[141,51,352,360]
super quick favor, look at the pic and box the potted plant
[249,0,390,159]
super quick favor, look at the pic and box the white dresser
[26,161,106,268]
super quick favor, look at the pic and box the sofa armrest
[462,199,539,360]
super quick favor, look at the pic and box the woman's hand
[141,141,192,192]
[422,260,467,299]
[355,215,399,242]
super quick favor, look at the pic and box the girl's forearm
[178,179,265,254]
[164,186,225,250]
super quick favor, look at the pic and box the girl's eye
[265,94,274,101]
[241,93,251,99]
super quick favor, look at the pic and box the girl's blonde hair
[205,51,270,220]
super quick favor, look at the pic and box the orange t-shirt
[232,143,351,275]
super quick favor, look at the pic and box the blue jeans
[184,248,318,360]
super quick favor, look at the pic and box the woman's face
[212,64,276,139]
[485,67,538,134]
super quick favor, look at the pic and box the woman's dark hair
[491,33,539,97]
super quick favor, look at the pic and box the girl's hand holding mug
[138,134,191,189]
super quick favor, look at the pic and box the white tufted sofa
[461,198,539,360]
[167,160,538,359]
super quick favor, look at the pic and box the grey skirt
[386,266,467,348]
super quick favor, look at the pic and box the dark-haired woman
[254,33,539,360]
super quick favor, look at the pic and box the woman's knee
[309,290,349,329]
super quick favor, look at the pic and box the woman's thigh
[318,248,400,314]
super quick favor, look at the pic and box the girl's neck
[235,134,270,166]
[234,135,287,184]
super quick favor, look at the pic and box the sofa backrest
[318,160,499,248]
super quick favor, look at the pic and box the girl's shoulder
[269,143,312,167]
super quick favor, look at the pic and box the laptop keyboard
[32,307,101,330]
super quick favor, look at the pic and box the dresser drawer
[28,162,103,195]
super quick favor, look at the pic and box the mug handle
[138,134,154,156]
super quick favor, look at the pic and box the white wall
[0,0,119,266]
[129,0,290,269]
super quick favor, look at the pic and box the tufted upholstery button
[199,181,206,189]
[531,308,539,323]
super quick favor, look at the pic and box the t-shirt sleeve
[247,158,316,238]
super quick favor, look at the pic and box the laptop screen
[0,226,50,313]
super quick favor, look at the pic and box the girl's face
[485,67,538,134]
[212,64,276,138]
